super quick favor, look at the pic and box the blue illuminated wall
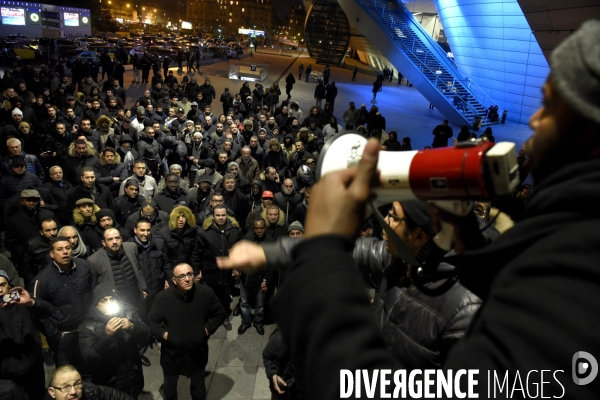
[434,0,550,124]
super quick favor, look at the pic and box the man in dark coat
[23,218,58,285]
[148,263,226,400]
[78,283,152,399]
[193,205,242,331]
[87,228,148,320]
[219,21,600,398]
[5,188,54,274]
[274,178,303,222]
[0,157,42,210]
[431,119,454,148]
[153,173,192,215]
[111,178,145,227]
[128,218,171,314]
[32,237,95,371]
[64,139,101,186]
[0,275,54,400]
[200,79,216,106]
[68,167,114,211]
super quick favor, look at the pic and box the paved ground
[38,50,536,399]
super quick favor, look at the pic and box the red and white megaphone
[317,133,520,250]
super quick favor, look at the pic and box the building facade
[0,1,91,37]
[187,0,273,37]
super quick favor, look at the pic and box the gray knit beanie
[550,20,600,124]
[288,221,304,233]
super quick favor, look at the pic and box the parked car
[66,51,101,67]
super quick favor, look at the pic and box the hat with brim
[75,194,94,206]
[21,188,40,198]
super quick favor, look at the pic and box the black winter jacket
[43,180,74,225]
[64,153,101,186]
[153,188,192,215]
[23,235,52,284]
[136,133,162,165]
[111,194,145,227]
[79,305,152,398]
[159,225,201,279]
[127,236,170,297]
[147,283,226,375]
[353,238,481,369]
[193,217,243,284]
[274,191,303,222]
[0,171,42,210]
[80,382,135,400]
[263,149,288,179]
[5,207,54,265]
[0,298,53,378]
[32,259,96,341]
[68,183,114,211]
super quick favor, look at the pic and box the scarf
[133,234,152,249]
[121,146,135,171]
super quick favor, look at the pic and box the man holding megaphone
[219,20,600,399]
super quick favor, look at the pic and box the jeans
[316,98,323,109]
[162,368,206,400]
[240,282,264,326]
[133,68,140,81]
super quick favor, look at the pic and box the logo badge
[572,351,598,385]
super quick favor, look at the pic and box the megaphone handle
[433,221,453,252]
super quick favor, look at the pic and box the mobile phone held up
[1,290,20,304]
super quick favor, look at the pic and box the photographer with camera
[0,270,54,400]
[218,20,600,399]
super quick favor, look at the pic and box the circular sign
[82,16,89,24]
[30,13,39,22]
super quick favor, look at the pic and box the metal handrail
[360,0,489,120]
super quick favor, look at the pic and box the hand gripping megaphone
[316,133,520,251]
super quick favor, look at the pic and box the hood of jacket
[73,204,101,226]
[96,115,113,128]
[261,207,286,227]
[68,140,97,157]
[100,151,122,166]
[202,215,240,231]
[296,132,315,142]
[168,205,196,230]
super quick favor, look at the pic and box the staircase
[337,0,497,126]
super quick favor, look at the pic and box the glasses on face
[175,272,194,281]
[52,382,82,393]
[387,208,406,222]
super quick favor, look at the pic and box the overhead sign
[238,28,264,36]
[181,20,192,30]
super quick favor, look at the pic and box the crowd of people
[0,29,547,400]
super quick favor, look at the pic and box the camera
[285,377,295,390]
[1,289,20,304]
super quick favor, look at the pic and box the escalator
[337,0,496,126]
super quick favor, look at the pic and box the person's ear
[48,387,56,399]
[172,276,177,286]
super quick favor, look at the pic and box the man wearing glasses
[48,365,134,400]
[87,228,148,320]
[148,263,226,400]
